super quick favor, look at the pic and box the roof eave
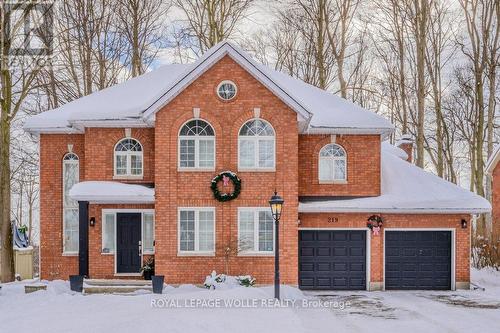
[298,206,491,214]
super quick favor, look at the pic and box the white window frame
[178,119,216,171]
[101,209,155,255]
[113,138,144,179]
[62,153,79,255]
[238,119,276,171]
[216,80,238,101]
[318,143,347,183]
[177,207,216,256]
[237,207,275,256]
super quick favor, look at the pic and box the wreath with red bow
[210,171,242,202]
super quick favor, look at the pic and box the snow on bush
[204,271,255,289]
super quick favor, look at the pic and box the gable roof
[299,141,491,214]
[24,41,394,135]
[486,145,500,175]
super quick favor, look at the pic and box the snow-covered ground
[1,269,499,333]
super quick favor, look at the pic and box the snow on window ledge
[318,180,348,185]
[177,251,215,257]
[238,252,274,257]
[177,167,216,172]
[237,168,276,173]
[62,252,78,256]
[112,175,144,180]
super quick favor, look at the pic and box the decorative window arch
[114,138,143,177]
[238,119,275,169]
[63,153,79,254]
[178,119,215,169]
[319,143,347,181]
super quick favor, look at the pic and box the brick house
[486,145,500,238]
[25,42,490,290]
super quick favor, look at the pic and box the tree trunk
[0,116,14,282]
[415,0,427,168]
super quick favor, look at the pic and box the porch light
[269,191,284,221]
[269,191,284,300]
[89,217,96,227]
[461,219,467,229]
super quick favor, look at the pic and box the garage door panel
[385,231,451,290]
[300,247,315,257]
[333,247,347,256]
[317,247,331,256]
[299,230,366,290]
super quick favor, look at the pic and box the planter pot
[143,270,153,280]
[152,275,164,294]
[69,275,84,292]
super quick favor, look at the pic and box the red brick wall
[492,164,500,238]
[84,128,154,183]
[154,55,299,285]
[299,213,471,285]
[298,134,381,197]
[39,134,85,280]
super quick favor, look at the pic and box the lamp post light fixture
[269,191,284,300]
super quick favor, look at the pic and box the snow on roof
[485,145,500,175]
[24,64,186,132]
[299,143,491,214]
[24,42,393,136]
[381,141,408,160]
[69,181,154,204]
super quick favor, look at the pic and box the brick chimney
[397,134,414,163]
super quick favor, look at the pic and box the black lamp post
[269,191,284,300]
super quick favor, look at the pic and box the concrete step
[83,285,152,294]
[84,279,152,286]
[82,279,156,294]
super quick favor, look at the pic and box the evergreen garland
[210,171,242,202]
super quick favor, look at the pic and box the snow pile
[300,145,491,213]
[204,271,256,289]
[69,181,154,203]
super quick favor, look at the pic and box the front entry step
[83,279,152,294]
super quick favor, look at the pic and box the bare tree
[175,0,255,54]
[116,0,171,77]
[1,1,50,282]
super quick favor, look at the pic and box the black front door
[116,213,142,273]
[299,230,366,290]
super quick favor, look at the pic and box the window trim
[113,138,144,178]
[62,153,79,255]
[237,119,276,171]
[101,209,155,256]
[216,80,238,101]
[237,207,275,256]
[178,119,216,171]
[318,143,348,183]
[177,207,216,256]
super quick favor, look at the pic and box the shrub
[472,235,500,270]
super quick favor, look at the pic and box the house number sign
[327,217,338,223]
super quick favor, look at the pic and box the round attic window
[217,80,237,100]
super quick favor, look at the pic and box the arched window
[114,138,143,177]
[63,153,79,254]
[319,144,347,181]
[238,119,275,169]
[179,120,215,169]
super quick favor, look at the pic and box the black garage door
[385,231,452,290]
[299,230,366,290]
